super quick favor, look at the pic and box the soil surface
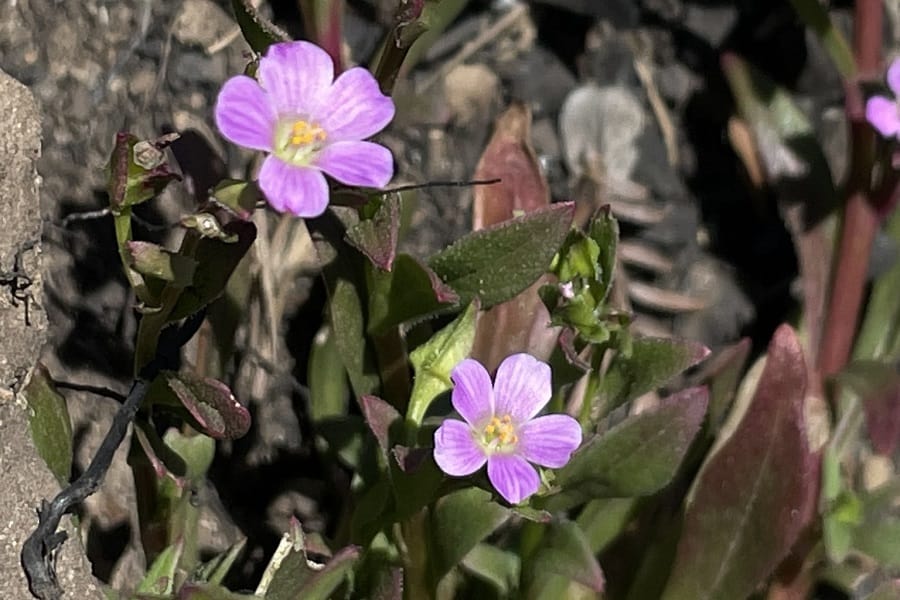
[0,0,866,593]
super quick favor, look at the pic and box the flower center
[483,414,518,449]
[289,119,327,147]
[273,117,328,166]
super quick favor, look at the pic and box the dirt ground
[0,0,867,592]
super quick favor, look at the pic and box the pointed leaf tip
[662,324,818,600]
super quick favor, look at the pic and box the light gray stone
[0,68,101,600]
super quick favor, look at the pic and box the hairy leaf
[407,302,477,424]
[428,203,574,309]
[430,487,510,581]
[368,254,459,334]
[24,364,73,485]
[153,370,250,440]
[230,0,290,54]
[549,387,709,510]
[346,194,401,271]
[597,337,709,415]
[524,520,605,596]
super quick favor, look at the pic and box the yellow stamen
[483,415,518,448]
[289,120,327,147]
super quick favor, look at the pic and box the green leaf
[700,338,751,432]
[855,208,900,361]
[167,218,257,321]
[260,522,359,600]
[313,210,382,397]
[346,194,401,271]
[24,364,73,485]
[212,179,260,220]
[524,520,605,597]
[838,359,900,455]
[786,0,856,78]
[126,241,196,287]
[851,481,900,568]
[547,387,708,510]
[428,203,574,309]
[430,487,510,582]
[137,541,182,594]
[163,428,216,481]
[308,324,350,423]
[821,446,860,563]
[460,543,520,597]
[191,538,247,585]
[406,302,478,425]
[151,370,250,440]
[576,497,639,554]
[661,325,819,600]
[230,0,290,54]
[368,254,459,335]
[597,336,709,415]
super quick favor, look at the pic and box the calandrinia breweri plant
[866,57,900,140]
[214,41,395,217]
[433,353,582,504]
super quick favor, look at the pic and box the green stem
[133,232,201,374]
[400,509,434,600]
[373,327,411,412]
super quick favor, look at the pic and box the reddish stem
[818,0,883,377]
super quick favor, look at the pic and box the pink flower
[866,58,900,140]
[433,354,582,504]
[214,41,395,217]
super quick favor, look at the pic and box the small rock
[173,0,235,50]
[559,83,646,182]
[444,64,501,126]
[500,45,577,115]
[682,4,737,47]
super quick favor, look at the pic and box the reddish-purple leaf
[864,381,900,455]
[469,102,560,370]
[472,277,561,373]
[163,370,250,440]
[359,394,400,453]
[345,195,401,271]
[107,132,181,209]
[472,101,549,230]
[391,445,431,473]
[691,338,752,431]
[661,324,819,600]
[839,361,900,456]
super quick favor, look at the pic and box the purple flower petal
[487,454,540,504]
[258,156,329,217]
[493,353,552,424]
[319,67,395,141]
[450,359,494,427]
[214,75,276,151]
[517,414,582,468]
[259,41,334,116]
[315,141,394,188]
[866,95,900,138]
[888,58,900,96]
[434,419,487,476]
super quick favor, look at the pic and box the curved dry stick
[21,310,206,600]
